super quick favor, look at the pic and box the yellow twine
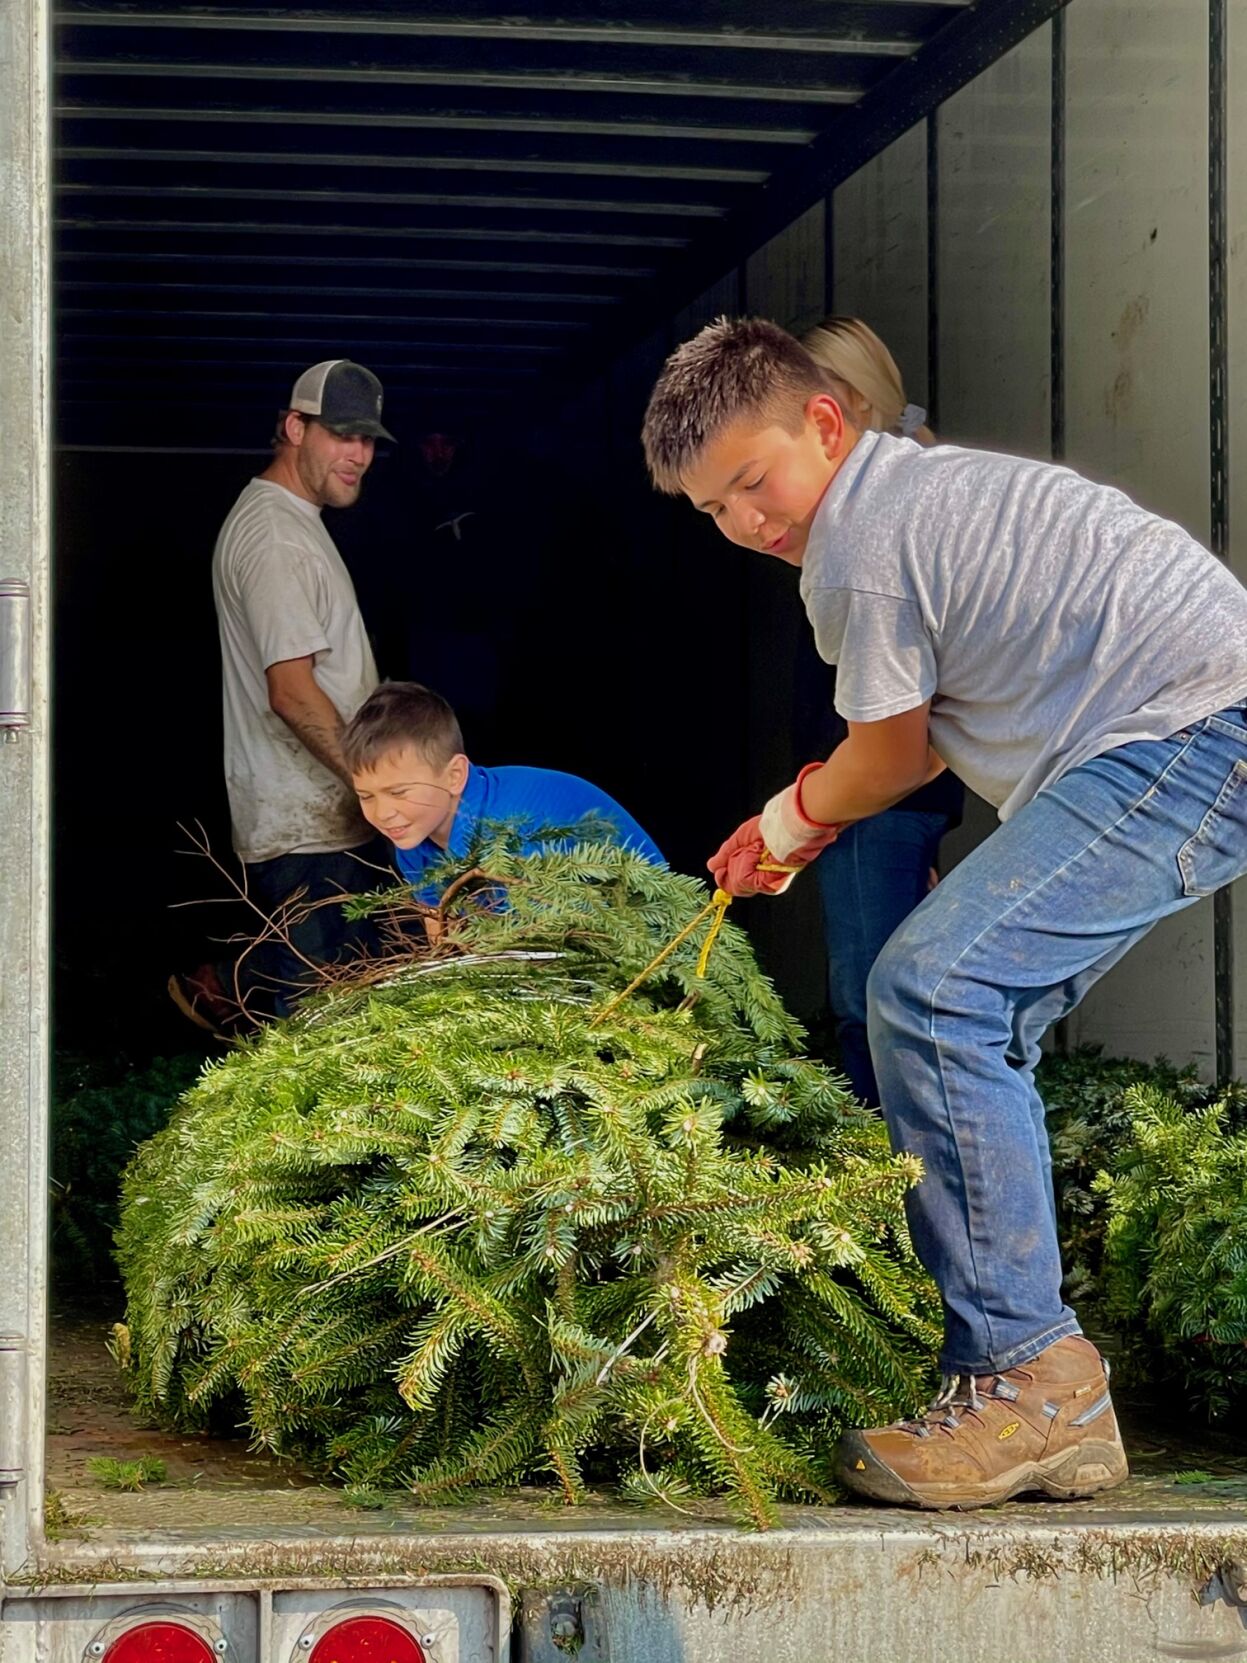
[694,887,732,979]
[592,887,735,1026]
[589,851,805,1026]
[591,895,719,1026]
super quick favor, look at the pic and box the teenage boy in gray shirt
[643,317,1247,1512]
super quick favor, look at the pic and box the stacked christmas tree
[117,839,939,1526]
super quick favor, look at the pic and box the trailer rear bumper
[5,1507,1247,1663]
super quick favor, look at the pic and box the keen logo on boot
[997,1421,1020,1440]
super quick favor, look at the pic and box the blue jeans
[867,706,1247,1376]
[812,810,951,1106]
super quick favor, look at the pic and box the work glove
[708,766,842,898]
[758,762,842,862]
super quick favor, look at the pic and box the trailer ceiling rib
[55,0,1069,448]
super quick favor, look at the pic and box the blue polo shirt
[395,762,664,903]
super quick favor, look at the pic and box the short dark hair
[642,316,829,494]
[272,407,318,450]
[341,681,465,776]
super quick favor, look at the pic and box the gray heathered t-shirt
[800,431,1247,820]
[213,479,378,862]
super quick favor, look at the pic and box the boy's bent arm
[265,655,354,788]
[800,703,940,826]
[712,704,941,898]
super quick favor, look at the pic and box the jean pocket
[1178,757,1247,897]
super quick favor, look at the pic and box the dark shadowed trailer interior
[52,0,1067,1049]
[5,0,1247,1641]
[50,0,1243,1081]
[56,1,1056,446]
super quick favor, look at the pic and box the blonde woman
[793,317,964,1107]
[802,316,936,445]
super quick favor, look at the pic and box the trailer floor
[28,1312,1247,1663]
[43,1311,1247,1545]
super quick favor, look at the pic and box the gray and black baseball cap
[287,359,396,441]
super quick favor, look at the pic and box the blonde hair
[801,317,933,443]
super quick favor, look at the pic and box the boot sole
[839,1435,1130,1510]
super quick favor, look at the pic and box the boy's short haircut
[642,315,830,495]
[342,681,465,776]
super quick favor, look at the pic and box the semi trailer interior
[3,1,1247,1657]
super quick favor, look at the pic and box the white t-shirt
[212,478,378,861]
[800,431,1247,819]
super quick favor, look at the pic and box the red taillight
[102,1624,216,1663]
[307,1615,427,1663]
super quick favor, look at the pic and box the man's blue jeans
[812,809,951,1107]
[867,706,1247,1376]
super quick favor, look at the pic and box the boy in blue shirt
[341,681,663,904]
[642,316,1247,1512]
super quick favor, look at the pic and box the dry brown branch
[171,821,532,1027]
[436,865,515,920]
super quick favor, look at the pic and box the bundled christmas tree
[117,838,939,1526]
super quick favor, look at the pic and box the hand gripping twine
[589,852,800,1028]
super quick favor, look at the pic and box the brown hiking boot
[167,963,240,1041]
[837,1335,1128,1509]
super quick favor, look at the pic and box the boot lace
[901,1372,986,1437]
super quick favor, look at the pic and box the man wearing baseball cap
[170,360,394,1034]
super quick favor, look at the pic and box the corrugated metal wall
[1232,0,1247,1080]
[575,0,1246,1080]
[1061,0,1217,1068]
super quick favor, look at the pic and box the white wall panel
[937,26,1052,456]
[1065,1,1210,535]
[1228,0,1247,1079]
[745,201,826,335]
[1232,0,1247,597]
[673,271,741,347]
[1064,0,1216,1074]
[833,124,929,409]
